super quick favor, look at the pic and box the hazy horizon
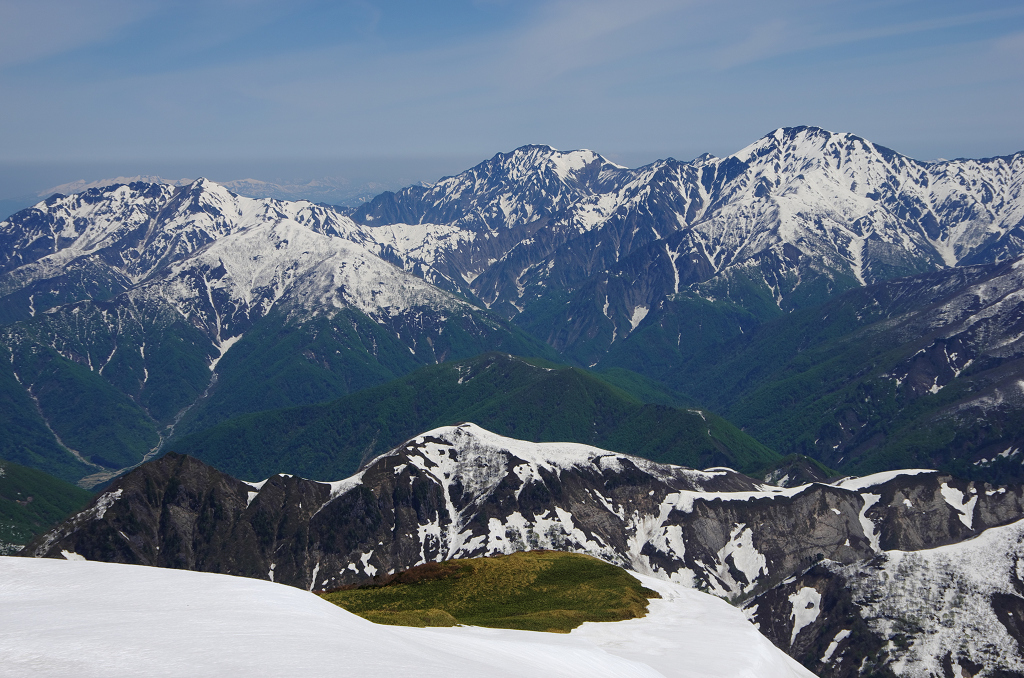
[5,126,1024,211]
[1,0,1021,210]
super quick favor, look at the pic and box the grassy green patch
[320,551,659,633]
[360,609,459,627]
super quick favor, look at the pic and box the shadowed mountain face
[639,258,1024,481]
[745,517,1024,678]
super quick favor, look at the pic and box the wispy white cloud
[707,2,1024,71]
[993,28,1024,55]
[0,0,1021,164]
[492,0,687,85]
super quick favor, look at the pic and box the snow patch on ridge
[210,334,242,371]
[549,149,596,180]
[831,517,1024,676]
[832,469,935,491]
[788,586,821,645]
[940,483,978,529]
[629,306,648,331]
[821,629,850,663]
[717,524,767,594]
[858,493,882,552]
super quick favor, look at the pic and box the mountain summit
[2,127,1024,485]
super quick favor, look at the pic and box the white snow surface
[858,492,883,553]
[379,423,727,488]
[821,630,851,663]
[571,572,814,678]
[939,482,978,529]
[831,469,936,491]
[787,586,822,645]
[830,516,1024,677]
[0,557,812,678]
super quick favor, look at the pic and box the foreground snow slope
[573,572,814,678]
[0,557,811,678]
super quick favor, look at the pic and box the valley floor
[0,557,811,678]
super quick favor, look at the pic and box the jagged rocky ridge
[24,423,1024,674]
[26,425,1024,602]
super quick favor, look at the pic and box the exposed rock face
[763,456,835,488]
[24,425,1024,601]
[744,516,1024,677]
[22,452,333,585]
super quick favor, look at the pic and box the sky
[1,0,1023,199]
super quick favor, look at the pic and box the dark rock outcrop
[23,425,1024,602]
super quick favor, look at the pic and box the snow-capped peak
[379,422,738,491]
[730,126,872,164]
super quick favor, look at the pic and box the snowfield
[0,557,812,678]
[573,572,814,678]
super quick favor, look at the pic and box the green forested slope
[0,297,557,484]
[0,346,93,481]
[170,352,778,481]
[607,263,1024,482]
[0,457,94,553]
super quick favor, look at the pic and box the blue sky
[1,0,1022,194]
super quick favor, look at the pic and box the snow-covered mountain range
[34,174,389,209]
[8,127,1022,356]
[2,126,1024,487]
[0,178,433,322]
[350,127,1024,359]
[0,180,546,483]
[22,423,1024,675]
